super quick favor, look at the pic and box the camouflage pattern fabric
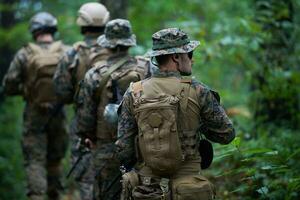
[53,35,102,104]
[2,42,69,200]
[116,70,235,167]
[147,28,200,57]
[97,19,136,48]
[75,51,150,200]
[53,35,107,200]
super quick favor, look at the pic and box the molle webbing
[72,41,110,96]
[132,78,200,160]
[131,77,200,176]
[94,57,128,102]
[177,79,199,160]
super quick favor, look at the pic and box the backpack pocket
[135,100,183,176]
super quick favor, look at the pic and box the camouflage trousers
[92,141,122,200]
[21,104,68,200]
[70,118,95,200]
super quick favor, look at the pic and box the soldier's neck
[35,34,54,43]
[84,32,101,39]
[159,63,178,73]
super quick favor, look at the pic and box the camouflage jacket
[3,41,69,98]
[116,70,235,166]
[75,52,151,141]
[53,35,109,106]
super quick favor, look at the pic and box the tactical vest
[24,41,64,104]
[131,77,201,176]
[95,56,149,141]
[71,41,110,95]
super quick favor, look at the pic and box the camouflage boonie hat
[148,28,200,57]
[97,19,136,48]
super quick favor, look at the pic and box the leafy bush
[206,127,300,199]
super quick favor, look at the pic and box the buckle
[160,178,169,193]
[142,176,151,186]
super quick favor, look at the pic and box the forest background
[0,0,299,199]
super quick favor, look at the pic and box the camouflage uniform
[75,19,150,200]
[53,3,110,200]
[116,28,235,200]
[2,41,69,200]
[53,36,106,200]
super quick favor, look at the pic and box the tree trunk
[99,0,128,19]
[0,0,17,100]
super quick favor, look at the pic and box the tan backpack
[131,77,194,176]
[94,56,150,140]
[71,41,110,95]
[24,41,64,104]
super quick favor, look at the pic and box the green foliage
[0,97,25,199]
[208,128,300,199]
[0,0,299,199]
[250,0,300,129]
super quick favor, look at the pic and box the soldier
[2,12,69,200]
[76,19,151,200]
[53,2,110,200]
[116,28,236,200]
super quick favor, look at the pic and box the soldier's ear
[171,54,180,64]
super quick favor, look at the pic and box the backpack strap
[180,78,192,114]
[49,41,63,53]
[27,42,44,54]
[94,57,129,101]
[130,81,143,106]
[73,41,87,51]
[132,81,143,96]
[135,56,151,79]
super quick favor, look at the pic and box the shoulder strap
[90,48,110,64]
[135,56,151,78]
[49,41,63,53]
[28,42,43,54]
[73,41,87,51]
[180,78,192,113]
[132,81,143,96]
[95,57,128,101]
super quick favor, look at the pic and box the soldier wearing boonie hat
[116,28,235,200]
[75,18,151,200]
[97,19,136,48]
[148,27,200,56]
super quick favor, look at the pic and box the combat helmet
[77,2,110,27]
[29,12,57,35]
[97,19,136,48]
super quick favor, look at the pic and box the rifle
[66,138,90,178]
[95,162,123,200]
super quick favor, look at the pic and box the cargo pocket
[172,175,214,200]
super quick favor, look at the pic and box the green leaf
[256,186,269,195]
[233,137,241,149]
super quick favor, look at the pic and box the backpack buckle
[160,178,169,193]
[142,176,151,186]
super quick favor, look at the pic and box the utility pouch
[132,183,171,200]
[172,175,214,200]
[121,170,139,200]
[198,138,214,169]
